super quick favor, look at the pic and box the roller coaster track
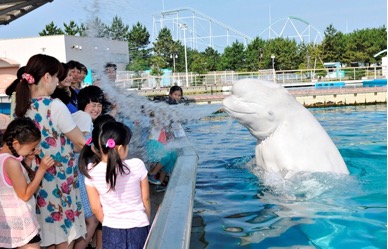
[260,16,323,44]
[152,8,324,51]
[152,7,253,51]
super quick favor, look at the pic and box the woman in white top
[14,54,86,249]
[80,121,151,249]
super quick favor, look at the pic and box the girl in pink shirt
[0,117,54,248]
[79,121,151,249]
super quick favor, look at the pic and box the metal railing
[144,135,198,249]
[115,66,386,90]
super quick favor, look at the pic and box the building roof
[0,0,53,25]
[0,74,15,94]
[0,57,20,68]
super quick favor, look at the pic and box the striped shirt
[84,158,149,229]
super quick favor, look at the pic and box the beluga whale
[223,78,349,178]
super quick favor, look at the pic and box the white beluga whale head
[223,78,349,177]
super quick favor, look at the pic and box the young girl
[146,112,177,191]
[77,114,116,249]
[0,117,55,249]
[165,85,183,105]
[51,63,78,113]
[73,87,108,249]
[80,121,151,249]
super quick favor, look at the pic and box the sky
[0,0,386,42]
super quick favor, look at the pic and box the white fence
[115,66,386,90]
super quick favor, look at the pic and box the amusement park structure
[152,8,324,51]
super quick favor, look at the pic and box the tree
[39,21,64,36]
[127,22,150,50]
[152,28,176,65]
[149,55,165,89]
[320,24,345,63]
[307,43,324,66]
[245,37,266,71]
[149,28,173,87]
[82,17,108,38]
[106,16,129,41]
[264,38,301,70]
[342,26,387,66]
[220,40,246,71]
[190,52,208,84]
[203,47,221,71]
[127,22,151,71]
[78,23,87,37]
[63,20,80,36]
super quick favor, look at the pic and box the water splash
[76,1,221,160]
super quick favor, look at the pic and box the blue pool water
[187,104,387,249]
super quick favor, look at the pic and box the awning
[0,0,53,25]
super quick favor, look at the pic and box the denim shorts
[102,225,150,249]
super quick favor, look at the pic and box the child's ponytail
[98,121,132,191]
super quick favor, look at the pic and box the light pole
[170,53,178,72]
[180,23,189,87]
[271,54,276,83]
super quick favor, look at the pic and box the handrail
[115,66,386,89]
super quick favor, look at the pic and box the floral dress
[26,97,86,247]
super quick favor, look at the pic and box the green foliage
[106,16,129,41]
[320,24,345,63]
[78,23,87,37]
[190,52,208,74]
[127,22,151,71]
[203,47,221,71]
[149,56,164,88]
[344,68,366,80]
[82,17,108,38]
[63,21,80,36]
[220,40,246,71]
[152,28,176,65]
[127,22,150,50]
[245,37,266,71]
[190,52,208,85]
[342,26,387,66]
[39,21,64,36]
[40,18,386,73]
[265,38,301,70]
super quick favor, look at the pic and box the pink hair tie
[22,73,35,84]
[106,138,116,148]
[85,137,93,146]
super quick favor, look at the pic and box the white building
[0,35,129,72]
[0,35,129,114]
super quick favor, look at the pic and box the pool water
[187,104,387,249]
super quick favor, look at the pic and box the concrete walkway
[149,184,165,223]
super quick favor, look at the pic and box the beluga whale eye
[267,111,275,120]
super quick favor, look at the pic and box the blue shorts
[78,172,94,218]
[102,225,150,249]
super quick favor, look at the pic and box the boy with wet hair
[105,62,117,82]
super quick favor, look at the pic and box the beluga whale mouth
[222,78,349,178]
[223,96,258,115]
